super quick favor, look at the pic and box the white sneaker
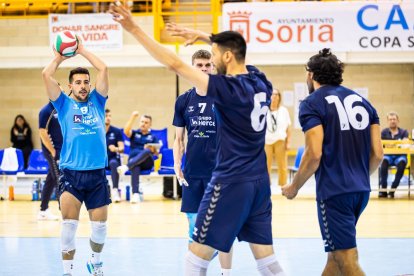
[38,209,59,221]
[86,259,103,276]
[117,165,128,176]
[112,188,121,203]
[131,193,141,204]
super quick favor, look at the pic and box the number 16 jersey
[299,85,380,201]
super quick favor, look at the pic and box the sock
[184,251,210,276]
[221,268,232,275]
[257,254,285,276]
[91,251,101,264]
[63,260,74,274]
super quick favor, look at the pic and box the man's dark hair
[210,31,246,63]
[143,114,152,122]
[192,49,211,65]
[105,109,110,113]
[306,48,344,86]
[69,67,90,83]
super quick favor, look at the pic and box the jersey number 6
[251,92,269,132]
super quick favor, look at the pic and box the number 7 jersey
[207,65,273,183]
[299,85,380,201]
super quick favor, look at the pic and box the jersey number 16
[325,94,369,131]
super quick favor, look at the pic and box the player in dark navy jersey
[282,49,383,275]
[105,109,124,202]
[173,49,233,275]
[38,101,63,221]
[110,5,285,275]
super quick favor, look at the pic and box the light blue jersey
[52,89,107,170]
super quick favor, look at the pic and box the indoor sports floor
[0,174,413,276]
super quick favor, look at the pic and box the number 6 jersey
[299,85,380,201]
[207,65,273,183]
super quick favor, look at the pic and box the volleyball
[54,31,78,57]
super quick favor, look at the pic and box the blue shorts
[317,191,369,252]
[192,178,273,253]
[181,177,210,213]
[59,168,111,210]
[383,155,407,166]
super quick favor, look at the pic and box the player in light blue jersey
[282,49,384,275]
[110,4,285,276]
[173,49,233,275]
[42,37,110,276]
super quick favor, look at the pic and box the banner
[223,2,414,52]
[49,13,122,51]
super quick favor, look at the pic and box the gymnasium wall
[1,17,413,150]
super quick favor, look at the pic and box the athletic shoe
[117,165,128,176]
[38,209,59,221]
[112,189,121,203]
[86,259,104,276]
[131,193,141,204]
[388,192,395,198]
[378,192,387,198]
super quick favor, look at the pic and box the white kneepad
[90,221,107,244]
[61,219,79,254]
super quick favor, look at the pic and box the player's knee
[61,219,78,254]
[90,221,107,244]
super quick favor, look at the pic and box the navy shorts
[383,155,407,166]
[59,168,111,210]
[192,178,273,253]
[317,191,369,252]
[181,177,210,213]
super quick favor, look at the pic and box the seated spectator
[10,114,33,169]
[105,109,124,203]
[379,111,409,198]
[118,111,160,203]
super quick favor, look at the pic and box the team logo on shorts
[73,115,82,123]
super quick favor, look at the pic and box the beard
[307,79,315,94]
[215,63,227,75]
[73,89,88,101]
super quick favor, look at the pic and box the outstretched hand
[165,23,201,46]
[108,1,137,33]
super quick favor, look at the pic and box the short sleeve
[402,129,409,139]
[299,99,322,132]
[368,103,380,125]
[51,92,68,114]
[207,74,234,105]
[89,89,107,110]
[172,95,186,127]
[115,128,123,143]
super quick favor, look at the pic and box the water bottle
[32,180,39,201]
[126,185,130,201]
[8,185,14,201]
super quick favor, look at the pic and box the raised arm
[369,124,384,175]
[123,111,139,138]
[42,52,67,101]
[109,2,209,95]
[282,125,323,199]
[76,39,109,97]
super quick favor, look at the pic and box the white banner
[49,14,122,51]
[223,2,414,52]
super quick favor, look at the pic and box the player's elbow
[166,58,184,73]
[308,150,322,168]
[41,68,50,80]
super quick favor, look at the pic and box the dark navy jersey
[129,129,159,156]
[39,102,63,153]
[173,88,216,179]
[381,127,408,140]
[299,85,380,201]
[106,125,123,160]
[207,65,273,183]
